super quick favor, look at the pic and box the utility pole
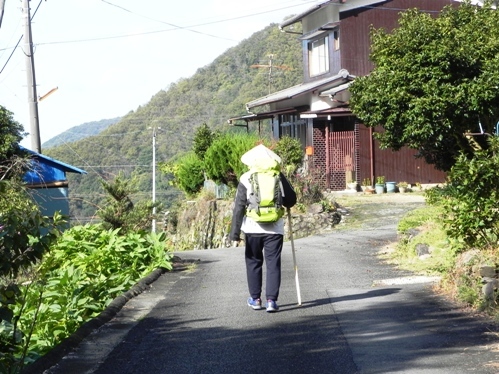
[0,0,6,29]
[22,0,41,153]
[250,54,292,94]
[150,126,161,233]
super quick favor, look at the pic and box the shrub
[426,136,499,249]
[204,132,263,187]
[274,136,303,176]
[162,152,205,196]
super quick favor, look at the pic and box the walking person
[230,145,297,312]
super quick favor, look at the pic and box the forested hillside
[44,22,303,223]
[42,117,121,148]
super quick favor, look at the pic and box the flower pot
[399,186,407,193]
[375,183,385,194]
[347,182,358,191]
[386,181,396,193]
[364,187,375,194]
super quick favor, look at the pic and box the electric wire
[0,0,43,75]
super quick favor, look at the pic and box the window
[309,36,329,77]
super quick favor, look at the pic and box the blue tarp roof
[20,146,87,184]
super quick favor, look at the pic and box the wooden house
[22,147,86,222]
[229,0,467,190]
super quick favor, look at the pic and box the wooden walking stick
[287,208,302,306]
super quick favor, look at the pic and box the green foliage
[9,225,172,366]
[0,106,25,159]
[349,1,499,171]
[0,182,62,279]
[161,152,205,196]
[204,132,264,187]
[289,168,324,206]
[97,172,160,233]
[273,136,303,176]
[192,124,217,160]
[426,136,499,249]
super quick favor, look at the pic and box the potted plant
[386,180,397,193]
[375,176,385,194]
[346,179,358,191]
[397,181,408,193]
[361,178,374,193]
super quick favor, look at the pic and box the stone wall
[171,199,341,250]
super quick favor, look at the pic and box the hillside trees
[44,22,303,223]
[349,0,499,171]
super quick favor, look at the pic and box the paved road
[43,196,499,374]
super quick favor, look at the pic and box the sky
[0,0,319,150]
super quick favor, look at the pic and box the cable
[35,0,319,46]
[0,0,43,75]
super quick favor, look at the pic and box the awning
[246,69,354,110]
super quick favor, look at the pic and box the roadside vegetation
[385,138,499,321]
[348,0,499,321]
[0,106,173,373]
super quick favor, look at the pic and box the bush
[162,152,205,196]
[426,137,499,249]
[274,136,303,176]
[204,132,263,187]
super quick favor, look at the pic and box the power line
[29,0,320,47]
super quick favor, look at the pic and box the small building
[229,0,465,190]
[22,147,86,222]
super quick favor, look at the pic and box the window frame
[308,36,330,77]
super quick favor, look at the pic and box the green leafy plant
[97,172,160,233]
[290,168,324,206]
[13,225,173,364]
[376,176,385,185]
[203,132,263,187]
[161,152,205,196]
[426,136,499,249]
[273,136,304,176]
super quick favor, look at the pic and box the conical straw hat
[241,144,281,167]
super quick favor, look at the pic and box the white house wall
[310,96,333,111]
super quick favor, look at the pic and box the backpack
[246,158,284,223]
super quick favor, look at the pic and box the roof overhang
[228,107,308,125]
[20,146,87,175]
[319,82,352,97]
[246,69,355,111]
[279,0,387,31]
[300,107,353,118]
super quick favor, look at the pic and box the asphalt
[25,194,499,374]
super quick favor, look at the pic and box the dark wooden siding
[340,0,458,76]
[358,124,446,187]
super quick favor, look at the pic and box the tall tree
[349,0,499,171]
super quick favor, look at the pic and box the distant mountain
[44,20,303,223]
[42,117,122,148]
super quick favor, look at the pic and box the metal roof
[319,82,352,96]
[246,69,354,110]
[21,147,87,175]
